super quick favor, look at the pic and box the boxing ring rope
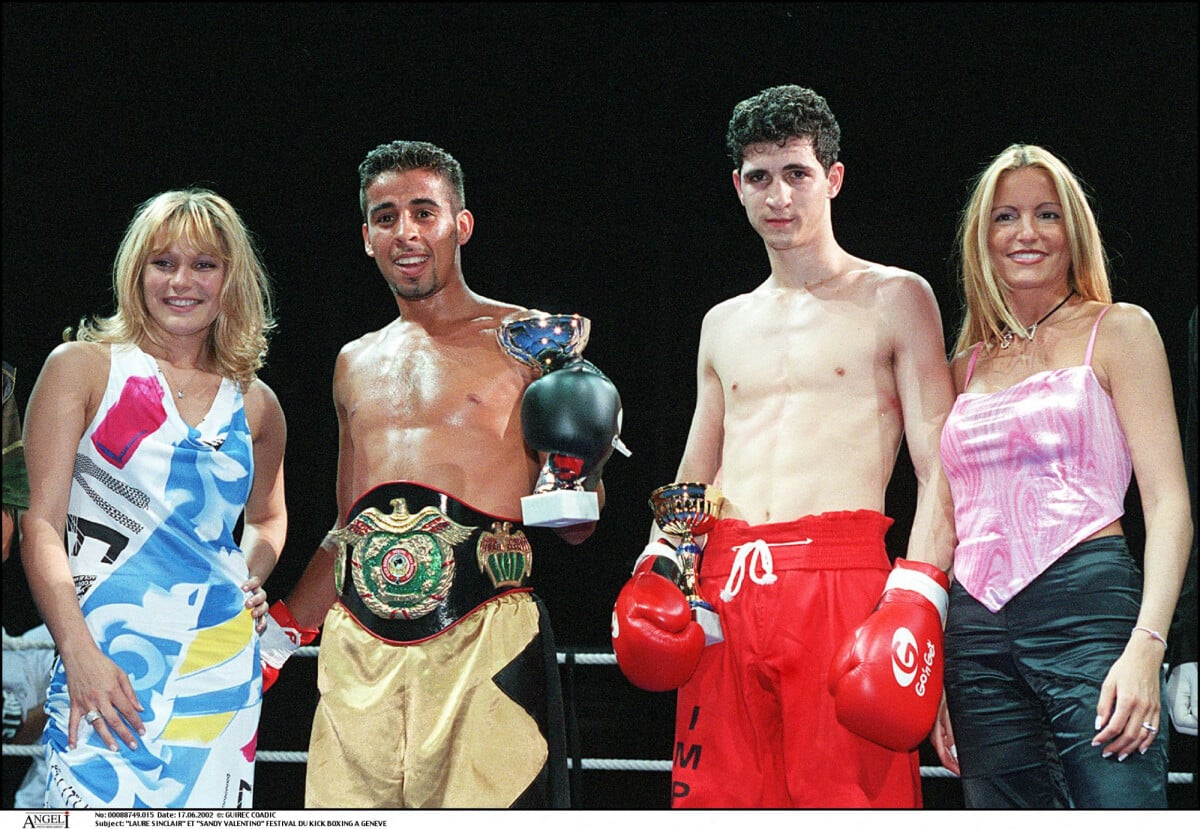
[3,641,1194,788]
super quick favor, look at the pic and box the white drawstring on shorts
[719,537,812,602]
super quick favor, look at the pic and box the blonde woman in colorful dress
[21,189,287,808]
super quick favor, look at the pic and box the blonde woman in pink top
[932,144,1192,807]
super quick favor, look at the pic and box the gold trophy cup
[499,310,606,527]
[649,482,725,645]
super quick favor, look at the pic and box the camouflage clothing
[3,361,30,513]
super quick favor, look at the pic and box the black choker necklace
[1000,289,1075,349]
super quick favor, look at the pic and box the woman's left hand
[1093,638,1164,761]
[931,691,961,776]
[243,576,269,634]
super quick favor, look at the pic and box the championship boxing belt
[329,482,535,643]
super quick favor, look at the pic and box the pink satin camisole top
[940,305,1131,611]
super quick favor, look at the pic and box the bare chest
[346,341,527,434]
[711,301,889,405]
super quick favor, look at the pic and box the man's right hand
[611,541,705,692]
[827,558,949,751]
[260,600,319,692]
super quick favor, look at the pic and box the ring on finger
[84,710,102,725]
[1141,721,1158,733]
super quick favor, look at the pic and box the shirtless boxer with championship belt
[611,85,957,808]
[260,140,621,808]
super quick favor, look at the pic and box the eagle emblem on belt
[329,498,474,620]
[476,521,533,589]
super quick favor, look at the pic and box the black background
[3,1,1196,811]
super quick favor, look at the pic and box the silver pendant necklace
[158,362,202,399]
[1000,289,1075,349]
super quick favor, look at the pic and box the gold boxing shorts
[306,482,568,808]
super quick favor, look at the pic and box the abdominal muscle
[348,421,539,520]
[715,386,901,526]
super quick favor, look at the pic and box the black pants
[945,536,1168,808]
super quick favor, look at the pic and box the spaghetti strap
[964,342,985,386]
[1084,305,1113,366]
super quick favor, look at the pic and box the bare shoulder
[242,377,285,433]
[1097,301,1158,334]
[330,328,388,405]
[863,263,936,302]
[469,297,530,338]
[862,265,943,333]
[1093,301,1163,358]
[29,341,110,426]
[40,340,109,386]
[1086,302,1173,404]
[476,296,527,320]
[336,318,403,367]
[853,265,948,365]
[702,290,757,329]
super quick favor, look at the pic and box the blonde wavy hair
[72,189,276,386]
[952,144,1111,356]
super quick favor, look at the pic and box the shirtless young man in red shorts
[613,85,957,808]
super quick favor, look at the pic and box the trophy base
[521,490,600,527]
[691,603,724,646]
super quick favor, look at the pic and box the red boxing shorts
[672,510,923,808]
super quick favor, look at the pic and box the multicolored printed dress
[43,343,261,808]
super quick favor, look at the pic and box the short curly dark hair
[726,85,841,172]
[358,140,466,219]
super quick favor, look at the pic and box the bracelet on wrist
[1131,625,1168,648]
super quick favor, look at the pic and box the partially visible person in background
[20,189,287,808]
[2,359,51,808]
[3,621,53,808]
[3,361,28,562]
[1166,305,1197,739]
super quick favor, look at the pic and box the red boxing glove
[827,558,949,751]
[260,600,319,692]
[611,543,705,692]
